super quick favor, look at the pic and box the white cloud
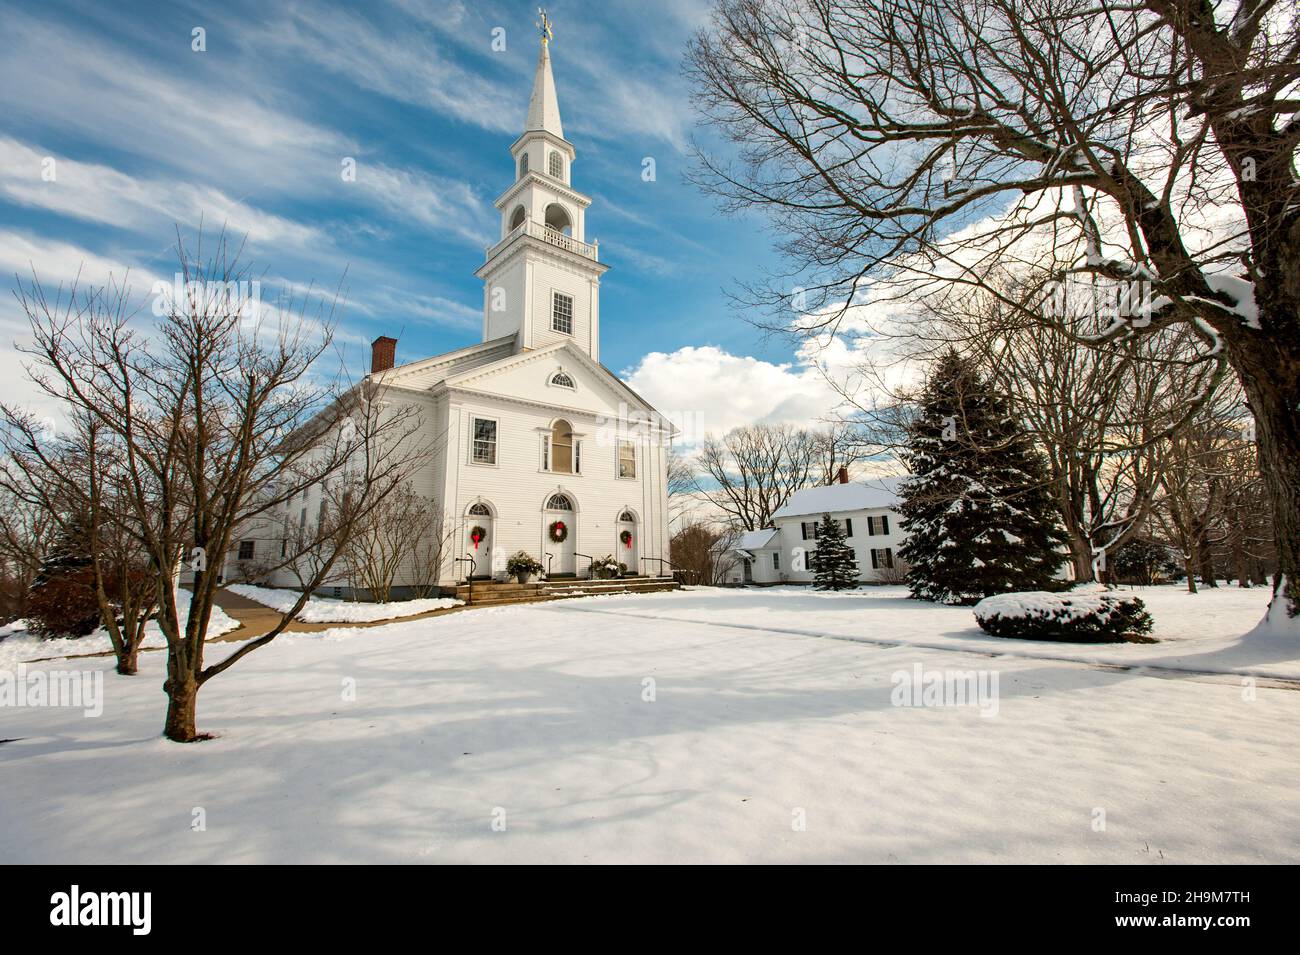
[247,5,519,134]
[0,137,325,249]
[0,12,352,194]
[621,344,846,444]
[349,163,493,247]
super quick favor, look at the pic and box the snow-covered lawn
[2,584,1297,863]
[0,589,240,668]
[225,584,462,623]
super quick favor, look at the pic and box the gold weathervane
[537,8,554,46]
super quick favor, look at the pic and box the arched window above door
[546,493,573,511]
[618,511,636,522]
[468,503,492,517]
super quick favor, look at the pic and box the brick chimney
[370,336,397,373]
[835,466,849,485]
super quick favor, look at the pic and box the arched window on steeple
[518,153,529,178]
[509,205,527,231]
[548,151,564,180]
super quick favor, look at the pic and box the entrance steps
[446,574,679,607]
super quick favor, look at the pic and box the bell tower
[476,13,608,361]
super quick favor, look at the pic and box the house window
[550,419,574,473]
[552,292,573,334]
[871,547,894,569]
[238,540,254,560]
[618,440,636,478]
[472,417,497,465]
[801,521,820,540]
[868,515,891,535]
[551,371,575,389]
[469,502,491,517]
[773,551,781,571]
[618,510,635,522]
[546,493,573,510]
[519,153,529,178]
[844,518,853,537]
[549,151,563,179]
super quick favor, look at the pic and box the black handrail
[641,557,674,579]
[544,552,554,578]
[454,554,476,603]
[574,552,594,579]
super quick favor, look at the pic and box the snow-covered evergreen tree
[898,351,1069,604]
[813,512,858,590]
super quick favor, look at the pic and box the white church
[229,27,675,591]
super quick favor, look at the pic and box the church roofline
[440,338,679,436]
[493,169,591,212]
[509,128,574,157]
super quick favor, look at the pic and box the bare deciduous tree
[695,424,818,530]
[343,483,450,602]
[13,232,432,740]
[689,0,1300,620]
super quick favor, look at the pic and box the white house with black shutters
[723,474,909,585]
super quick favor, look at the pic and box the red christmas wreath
[469,525,487,549]
[619,529,633,548]
[549,520,568,543]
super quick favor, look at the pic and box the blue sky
[0,0,866,440]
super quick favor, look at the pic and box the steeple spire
[525,10,564,139]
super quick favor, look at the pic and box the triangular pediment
[440,340,677,434]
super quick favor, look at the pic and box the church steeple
[525,28,563,139]
[476,12,608,361]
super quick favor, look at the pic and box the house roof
[772,476,908,520]
[732,528,777,551]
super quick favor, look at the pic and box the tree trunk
[1198,538,1218,588]
[163,676,200,742]
[1184,554,1198,594]
[116,644,140,676]
[1233,335,1300,621]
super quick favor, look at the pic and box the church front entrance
[544,493,576,577]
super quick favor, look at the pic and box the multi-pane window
[238,540,255,560]
[772,552,780,571]
[867,515,891,535]
[552,292,573,334]
[800,521,819,540]
[472,417,498,465]
[551,371,575,389]
[844,518,853,537]
[550,419,573,473]
[618,440,636,478]
[519,153,529,178]
[870,547,894,569]
[549,151,563,179]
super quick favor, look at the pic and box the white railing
[485,219,598,262]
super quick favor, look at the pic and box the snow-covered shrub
[973,590,1153,643]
